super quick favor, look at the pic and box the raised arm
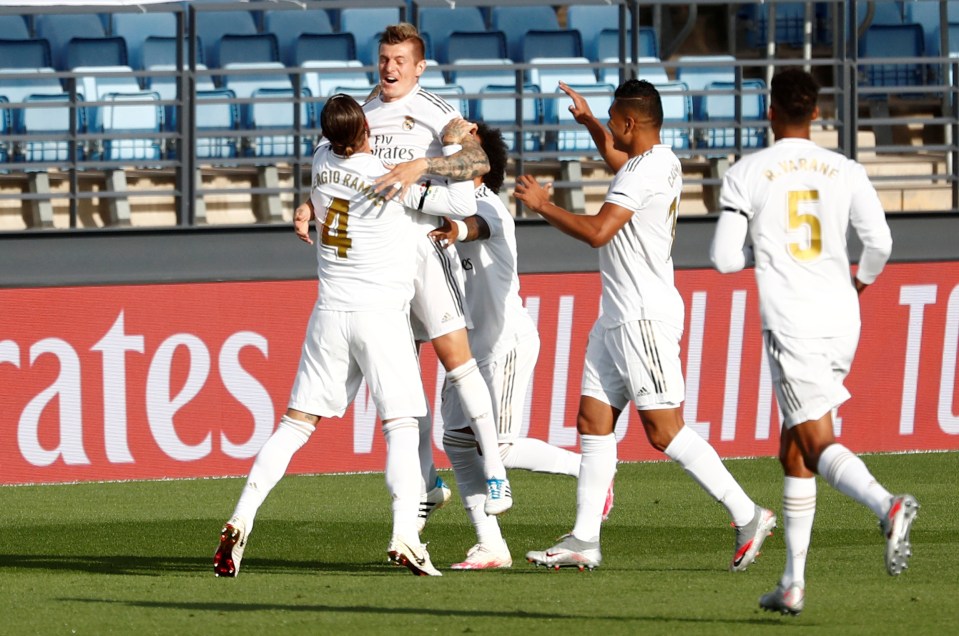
[559,82,629,173]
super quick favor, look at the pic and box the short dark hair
[771,68,819,125]
[614,79,663,128]
[320,94,366,156]
[475,122,508,194]
[379,23,426,62]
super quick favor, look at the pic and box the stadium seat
[859,23,925,88]
[426,84,469,118]
[567,3,621,62]
[418,6,486,64]
[701,79,767,150]
[446,31,508,63]
[0,15,30,40]
[739,2,819,48]
[473,83,541,152]
[596,27,659,62]
[98,91,163,162]
[222,62,292,99]
[64,37,129,71]
[301,60,370,98]
[263,6,334,65]
[330,85,377,104]
[420,60,448,88]
[905,0,959,57]
[112,12,177,70]
[193,7,258,70]
[22,93,82,162]
[245,87,311,158]
[35,13,107,70]
[450,59,517,110]
[141,35,203,69]
[340,7,401,65]
[215,33,280,68]
[527,57,597,95]
[547,82,615,154]
[291,33,357,67]
[522,30,584,62]
[0,96,7,164]
[0,67,67,109]
[490,5,560,63]
[195,88,239,160]
[0,39,52,70]
[601,55,668,88]
[676,55,737,120]
[145,63,216,132]
[657,81,693,150]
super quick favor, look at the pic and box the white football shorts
[763,329,858,428]
[581,319,685,411]
[441,332,539,441]
[410,231,470,342]
[288,307,427,420]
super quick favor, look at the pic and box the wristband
[452,219,468,242]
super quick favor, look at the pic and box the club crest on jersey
[402,116,415,131]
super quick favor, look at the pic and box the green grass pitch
[1,452,956,635]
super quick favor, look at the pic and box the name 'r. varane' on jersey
[313,169,385,205]
[763,157,840,182]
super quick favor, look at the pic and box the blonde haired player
[213,96,478,578]
[517,80,774,571]
[710,67,917,615]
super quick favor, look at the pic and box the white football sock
[500,438,581,477]
[383,417,422,539]
[446,359,507,481]
[416,411,438,494]
[571,433,617,543]
[664,425,756,527]
[444,431,504,546]
[817,443,892,518]
[232,414,314,535]
[780,476,816,589]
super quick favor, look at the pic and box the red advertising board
[1,262,957,485]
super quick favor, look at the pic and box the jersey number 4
[787,190,822,262]
[321,197,353,258]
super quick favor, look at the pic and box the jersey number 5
[321,197,352,258]
[787,190,822,262]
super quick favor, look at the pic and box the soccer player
[364,23,512,523]
[428,123,608,570]
[516,80,775,572]
[213,95,478,578]
[710,67,917,615]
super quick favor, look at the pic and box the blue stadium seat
[701,79,767,150]
[22,93,83,162]
[446,31,508,63]
[145,63,216,132]
[0,39,52,70]
[522,30,584,62]
[676,55,737,120]
[473,83,541,152]
[194,7,258,70]
[418,6,486,64]
[35,13,107,70]
[0,96,8,164]
[141,35,203,69]
[426,84,469,118]
[450,59,517,108]
[216,33,280,68]
[596,27,659,62]
[196,88,239,160]
[491,5,560,63]
[64,37,129,71]
[859,23,925,88]
[291,33,356,67]
[330,85,377,104]
[567,4,621,62]
[906,0,959,56]
[302,60,370,98]
[0,67,66,109]
[263,7,334,65]
[112,12,177,70]
[340,7,401,65]
[420,60,448,88]
[222,62,292,98]
[547,83,614,154]
[527,57,597,95]
[739,2,823,48]
[98,91,163,162]
[657,81,693,151]
[601,55,668,87]
[0,15,30,40]
[246,87,312,158]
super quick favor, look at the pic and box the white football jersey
[719,138,892,337]
[600,144,685,330]
[456,185,537,364]
[309,145,474,311]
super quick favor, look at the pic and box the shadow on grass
[58,597,802,626]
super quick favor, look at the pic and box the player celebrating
[516,80,774,572]
[710,68,917,615]
[365,23,512,523]
[428,123,610,570]
[213,95,477,578]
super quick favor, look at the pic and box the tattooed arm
[373,118,490,198]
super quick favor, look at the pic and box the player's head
[770,68,820,130]
[321,94,368,156]
[378,23,428,102]
[473,122,508,194]
[607,79,663,152]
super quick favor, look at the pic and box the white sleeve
[849,163,892,285]
[400,143,476,217]
[710,211,751,273]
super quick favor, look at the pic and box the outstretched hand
[559,81,595,125]
[513,174,554,214]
